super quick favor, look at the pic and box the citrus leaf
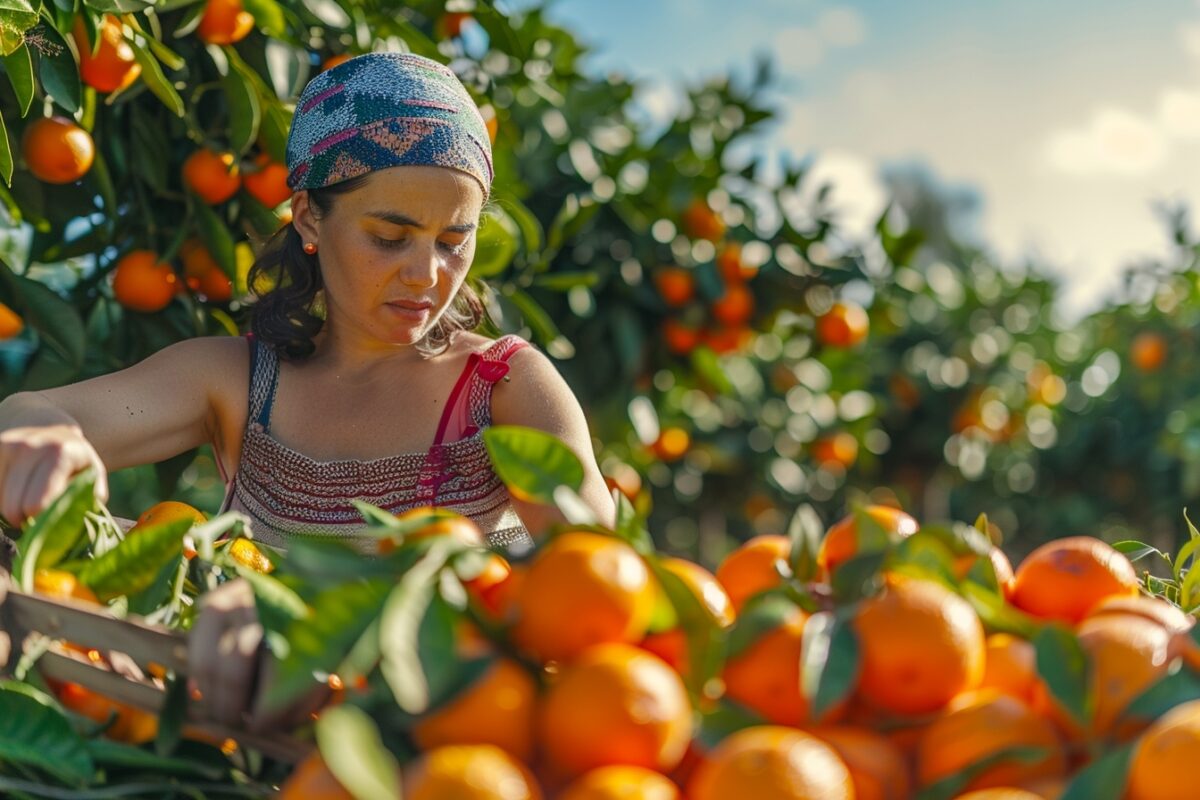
[960,580,1039,638]
[85,738,223,779]
[500,195,543,254]
[507,287,562,346]
[483,424,585,505]
[1118,665,1200,727]
[14,467,97,587]
[2,42,34,117]
[915,745,1055,800]
[0,263,86,366]
[239,566,311,634]
[0,685,93,786]
[242,0,287,37]
[223,56,261,155]
[830,550,886,604]
[647,553,726,691]
[787,503,823,582]
[78,517,190,601]
[531,270,599,291]
[1060,742,1133,800]
[689,346,735,395]
[192,198,237,277]
[0,1,37,58]
[800,610,859,721]
[316,706,402,800]
[695,698,764,750]
[128,39,183,116]
[33,19,79,111]
[153,674,188,756]
[725,592,796,660]
[1034,624,1092,727]
[469,209,518,278]
[611,490,653,555]
[1113,539,1168,564]
[379,541,453,714]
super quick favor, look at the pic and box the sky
[520,0,1200,317]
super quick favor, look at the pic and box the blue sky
[517,0,1200,316]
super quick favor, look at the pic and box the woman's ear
[290,190,319,242]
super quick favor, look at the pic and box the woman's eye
[373,235,406,249]
[439,240,468,255]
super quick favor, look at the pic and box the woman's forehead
[354,166,483,210]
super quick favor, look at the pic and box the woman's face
[293,165,484,348]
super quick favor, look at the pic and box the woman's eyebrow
[364,210,476,234]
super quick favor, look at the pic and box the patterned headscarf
[285,52,493,198]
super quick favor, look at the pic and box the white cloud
[1043,108,1168,177]
[1180,21,1200,59]
[1159,88,1200,139]
[774,26,825,70]
[817,6,867,48]
[789,149,889,240]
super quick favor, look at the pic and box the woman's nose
[399,242,439,287]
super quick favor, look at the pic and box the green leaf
[800,610,859,721]
[647,554,726,691]
[0,1,37,58]
[689,346,735,395]
[483,424,585,505]
[88,0,156,12]
[2,42,34,117]
[545,193,599,257]
[85,738,223,779]
[259,100,292,162]
[915,746,1056,800]
[192,198,237,277]
[242,0,287,37]
[316,706,402,800]
[1060,742,1133,800]
[531,270,600,291]
[14,467,97,587]
[0,259,86,367]
[262,579,390,711]
[725,592,797,659]
[1034,624,1092,727]
[223,58,262,155]
[153,674,188,756]
[830,550,886,604]
[34,19,80,112]
[696,698,764,750]
[380,541,453,714]
[240,566,312,634]
[1113,539,1168,564]
[78,517,190,601]
[960,581,1039,638]
[507,287,564,347]
[0,685,93,786]
[1118,665,1200,727]
[611,491,654,555]
[128,39,184,116]
[787,504,823,583]
[126,552,184,615]
[469,209,518,278]
[500,196,544,255]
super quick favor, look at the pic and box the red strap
[432,352,481,445]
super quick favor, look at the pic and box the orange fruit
[196,0,255,45]
[702,325,754,355]
[811,725,911,800]
[654,268,695,307]
[916,693,1066,791]
[818,505,918,578]
[710,283,754,327]
[954,547,1016,596]
[1130,331,1167,373]
[602,461,642,502]
[513,533,656,663]
[538,643,691,778]
[54,680,158,744]
[462,553,512,616]
[34,569,99,605]
[22,116,94,184]
[412,658,536,763]
[277,751,355,799]
[0,301,23,339]
[1009,536,1138,623]
[1085,593,1193,635]
[715,534,790,612]
[810,432,859,470]
[687,725,854,800]
[979,633,1038,705]
[853,577,985,715]
[436,12,473,39]
[558,765,681,800]
[182,148,241,204]
[112,250,177,313]
[816,301,869,348]
[955,790,1044,800]
[1035,614,1173,741]
[650,427,690,462]
[134,500,207,530]
[72,16,141,94]
[716,242,756,283]
[378,507,485,553]
[243,153,292,208]
[1126,698,1200,800]
[640,557,733,676]
[680,199,725,242]
[321,53,353,72]
[228,538,273,573]
[722,606,815,726]
[662,318,702,355]
[405,744,540,799]
[196,266,233,302]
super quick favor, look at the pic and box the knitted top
[216,333,534,552]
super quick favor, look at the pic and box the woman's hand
[0,423,109,526]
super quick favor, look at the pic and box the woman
[0,52,615,548]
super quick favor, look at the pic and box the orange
[134,500,207,531]
[54,680,158,743]
[715,534,790,612]
[640,558,734,677]
[1035,614,1173,741]
[243,153,292,208]
[818,505,918,578]
[412,658,536,763]
[954,791,1044,800]
[513,532,656,663]
[72,16,141,93]
[717,242,756,283]
[196,0,255,45]
[228,538,273,573]
[687,726,853,800]
[662,318,702,355]
[112,250,177,313]
[916,693,1066,791]
[321,53,353,72]
[602,461,642,502]
[537,643,691,778]
[702,325,754,355]
[979,633,1038,705]
[405,744,540,799]
[462,553,512,616]
[1126,698,1200,800]
[816,301,869,348]
[479,104,499,144]
[1016,776,1067,799]
[654,268,695,307]
[711,283,754,327]
[1085,593,1193,634]
[182,148,241,204]
[0,301,23,339]
[1009,536,1138,623]
[650,427,690,462]
[34,569,99,605]
[436,12,473,39]
[811,725,911,800]
[954,547,1016,595]
[278,751,355,799]
[22,116,95,184]
[378,507,484,553]
[680,199,725,242]
[853,577,985,715]
[810,432,859,470]
[722,606,825,726]
[196,266,233,302]
[558,765,681,800]
[1130,331,1167,372]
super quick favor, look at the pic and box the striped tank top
[216,333,534,552]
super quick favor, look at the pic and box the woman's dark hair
[246,174,487,361]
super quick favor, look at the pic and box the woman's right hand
[0,424,109,526]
